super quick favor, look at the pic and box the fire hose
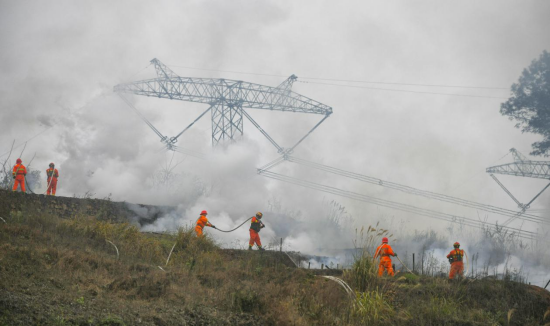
[164,216,255,267]
[395,255,414,274]
[464,251,469,277]
[213,216,254,233]
[24,178,36,194]
[43,170,56,195]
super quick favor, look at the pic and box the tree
[501,50,550,156]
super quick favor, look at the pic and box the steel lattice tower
[486,148,550,225]
[487,148,550,180]
[114,59,332,150]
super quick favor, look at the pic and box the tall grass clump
[58,216,165,264]
[351,288,393,324]
[346,224,393,291]
[165,226,220,271]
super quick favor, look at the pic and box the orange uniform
[447,248,465,279]
[12,162,27,192]
[249,216,264,248]
[46,168,59,196]
[195,214,212,237]
[374,243,396,277]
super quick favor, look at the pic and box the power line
[166,64,508,90]
[259,170,541,242]
[297,80,508,100]
[285,156,547,225]
[447,152,511,194]
[0,127,53,159]
[298,77,508,90]
[167,64,286,78]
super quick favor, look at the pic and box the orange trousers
[378,259,394,277]
[449,262,464,279]
[12,176,25,192]
[195,225,204,237]
[47,178,57,195]
[249,230,262,247]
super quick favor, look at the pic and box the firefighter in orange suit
[46,163,59,196]
[249,212,265,251]
[195,210,216,237]
[447,242,465,279]
[12,158,27,192]
[374,237,397,277]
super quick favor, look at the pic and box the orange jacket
[374,243,395,262]
[47,168,59,180]
[196,215,212,229]
[446,249,464,264]
[12,164,27,177]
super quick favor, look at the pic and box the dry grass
[0,211,348,325]
[1,214,549,325]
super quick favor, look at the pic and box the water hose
[464,251,469,277]
[285,251,300,267]
[213,216,253,233]
[395,255,413,274]
[372,247,381,264]
[322,276,354,297]
[24,178,36,194]
[106,240,120,260]
[321,276,365,309]
[43,168,57,195]
[166,241,177,266]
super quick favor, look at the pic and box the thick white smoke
[1,0,549,288]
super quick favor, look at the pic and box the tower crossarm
[113,77,332,115]
[486,161,550,180]
[510,148,528,162]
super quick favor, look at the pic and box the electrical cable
[297,80,507,100]
[285,156,547,224]
[502,182,550,226]
[0,128,52,159]
[446,152,511,194]
[259,170,541,241]
[166,64,508,90]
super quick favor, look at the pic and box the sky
[1,0,549,281]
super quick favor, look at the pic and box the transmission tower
[486,148,550,225]
[114,59,332,152]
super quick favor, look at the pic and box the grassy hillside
[1,195,549,325]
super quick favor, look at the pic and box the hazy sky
[1,1,549,242]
